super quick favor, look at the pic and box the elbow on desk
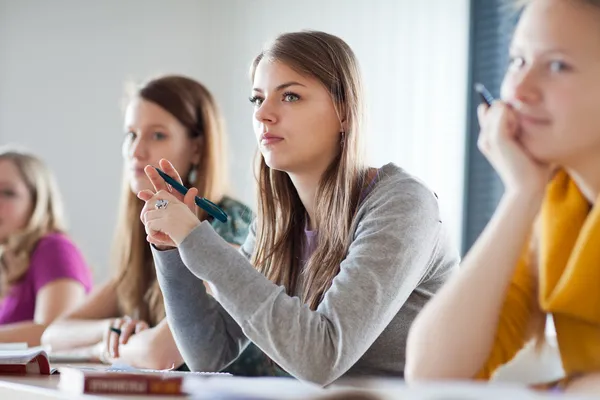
[405,361,479,383]
[296,371,338,387]
[138,353,182,371]
[286,359,341,387]
[404,345,479,382]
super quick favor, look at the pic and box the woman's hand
[101,316,150,361]
[137,159,200,248]
[477,102,554,200]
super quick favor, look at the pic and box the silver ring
[156,199,168,210]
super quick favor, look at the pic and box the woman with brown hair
[42,75,267,374]
[137,31,459,384]
[405,0,600,394]
[0,148,92,345]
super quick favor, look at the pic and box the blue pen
[474,83,495,106]
[153,167,228,223]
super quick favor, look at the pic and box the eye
[282,92,300,102]
[153,132,167,140]
[0,189,16,198]
[249,95,264,107]
[124,131,136,141]
[549,60,570,73]
[508,56,525,71]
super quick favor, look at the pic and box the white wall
[0,0,469,283]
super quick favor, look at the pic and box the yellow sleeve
[475,247,538,380]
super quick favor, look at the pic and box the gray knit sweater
[153,163,459,386]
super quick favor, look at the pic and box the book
[58,366,183,395]
[0,347,54,375]
[58,365,230,395]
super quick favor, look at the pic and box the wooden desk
[0,366,596,399]
[0,374,109,399]
[0,363,323,399]
[0,363,185,399]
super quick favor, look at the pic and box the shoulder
[360,163,441,222]
[218,196,254,223]
[31,232,82,258]
[28,232,92,291]
[211,196,255,246]
[350,164,458,284]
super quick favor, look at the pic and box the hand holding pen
[474,83,552,196]
[137,159,205,248]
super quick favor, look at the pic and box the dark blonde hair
[249,31,370,310]
[0,148,67,297]
[113,75,228,325]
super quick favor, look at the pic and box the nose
[502,67,542,108]
[123,135,149,162]
[254,96,278,125]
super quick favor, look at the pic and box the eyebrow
[510,46,573,56]
[252,81,307,93]
[125,124,169,132]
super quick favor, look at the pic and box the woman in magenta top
[0,147,92,345]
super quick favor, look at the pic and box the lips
[519,115,550,125]
[516,109,551,125]
[260,133,284,145]
[130,166,147,176]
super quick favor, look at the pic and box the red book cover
[58,367,184,395]
[0,348,52,375]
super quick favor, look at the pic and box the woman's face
[122,97,201,194]
[501,0,600,166]
[0,159,33,243]
[251,60,344,176]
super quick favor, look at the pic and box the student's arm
[154,246,247,373]
[115,319,184,370]
[155,177,443,385]
[0,279,87,346]
[405,193,540,380]
[405,102,552,380]
[41,280,120,350]
[114,241,241,370]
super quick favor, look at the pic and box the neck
[288,169,323,231]
[564,152,600,205]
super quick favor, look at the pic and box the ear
[190,136,204,165]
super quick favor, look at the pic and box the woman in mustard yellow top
[405,0,600,394]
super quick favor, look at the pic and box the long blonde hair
[250,31,369,310]
[0,148,67,297]
[112,75,228,326]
